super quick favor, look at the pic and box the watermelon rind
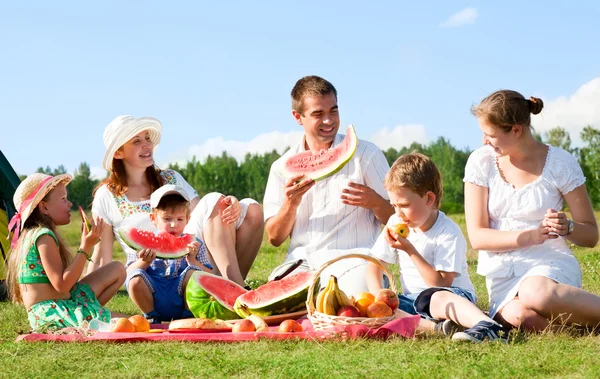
[117,228,191,259]
[282,124,358,182]
[186,271,246,320]
[233,271,318,318]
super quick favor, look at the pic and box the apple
[387,223,409,239]
[278,319,303,333]
[336,305,361,317]
[232,319,256,333]
[375,289,400,311]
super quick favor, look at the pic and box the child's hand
[544,208,570,237]
[185,241,201,265]
[80,216,105,252]
[384,228,418,256]
[219,196,241,224]
[138,249,156,263]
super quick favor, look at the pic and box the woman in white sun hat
[89,115,264,290]
[6,173,126,331]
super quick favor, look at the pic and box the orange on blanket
[129,315,150,332]
[111,318,136,333]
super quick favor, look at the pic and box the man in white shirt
[262,75,393,295]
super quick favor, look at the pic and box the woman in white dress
[88,115,264,288]
[463,90,599,331]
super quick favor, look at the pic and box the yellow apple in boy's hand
[387,223,409,239]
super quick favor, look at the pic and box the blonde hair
[6,194,72,304]
[291,75,337,114]
[384,152,443,208]
[471,90,544,132]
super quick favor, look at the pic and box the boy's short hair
[291,75,337,114]
[150,185,191,215]
[384,152,443,208]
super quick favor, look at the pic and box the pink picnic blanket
[15,315,420,343]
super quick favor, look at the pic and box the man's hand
[340,182,380,209]
[284,175,315,207]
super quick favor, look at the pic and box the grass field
[1,212,600,378]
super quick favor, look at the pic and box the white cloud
[439,7,478,28]
[532,77,600,144]
[161,125,429,168]
[369,124,429,151]
[90,166,107,181]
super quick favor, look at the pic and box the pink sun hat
[102,115,162,171]
[8,173,72,247]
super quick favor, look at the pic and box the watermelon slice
[186,271,247,320]
[282,124,358,181]
[234,271,317,318]
[118,227,193,259]
[78,206,92,233]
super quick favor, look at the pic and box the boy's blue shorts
[125,268,206,321]
[398,287,477,322]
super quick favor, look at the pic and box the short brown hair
[471,90,544,132]
[384,153,443,208]
[152,194,190,216]
[291,75,337,114]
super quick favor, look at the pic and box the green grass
[1,212,600,378]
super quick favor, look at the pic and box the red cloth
[15,315,420,343]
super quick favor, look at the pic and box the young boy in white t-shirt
[366,153,507,343]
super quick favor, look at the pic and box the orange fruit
[355,297,374,317]
[111,318,136,333]
[355,292,375,303]
[128,315,150,332]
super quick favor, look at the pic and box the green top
[17,228,58,284]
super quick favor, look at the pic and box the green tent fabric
[0,150,21,297]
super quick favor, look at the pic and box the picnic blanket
[15,315,420,343]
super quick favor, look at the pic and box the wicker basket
[306,253,402,331]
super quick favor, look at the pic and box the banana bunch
[315,275,353,315]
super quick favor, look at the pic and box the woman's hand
[80,216,105,252]
[543,208,570,236]
[530,220,559,245]
[219,196,241,224]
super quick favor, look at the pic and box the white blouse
[463,145,586,278]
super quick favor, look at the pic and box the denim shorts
[126,269,197,321]
[399,287,477,321]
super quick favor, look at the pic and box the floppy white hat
[150,185,190,208]
[102,115,162,171]
[8,173,72,247]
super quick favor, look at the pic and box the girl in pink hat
[6,173,126,331]
[90,116,263,320]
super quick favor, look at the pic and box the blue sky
[1,1,599,179]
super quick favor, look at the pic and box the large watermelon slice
[118,227,193,259]
[234,271,316,318]
[282,124,358,181]
[186,271,247,320]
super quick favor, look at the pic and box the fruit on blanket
[375,289,400,311]
[111,318,136,333]
[232,319,256,333]
[278,319,304,333]
[336,305,361,318]
[246,314,269,332]
[234,271,316,318]
[186,271,247,320]
[282,124,358,181]
[168,318,230,331]
[367,301,394,318]
[118,227,193,259]
[129,315,150,332]
[388,222,409,239]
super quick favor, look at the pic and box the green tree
[579,125,600,208]
[69,162,98,210]
[542,127,575,154]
